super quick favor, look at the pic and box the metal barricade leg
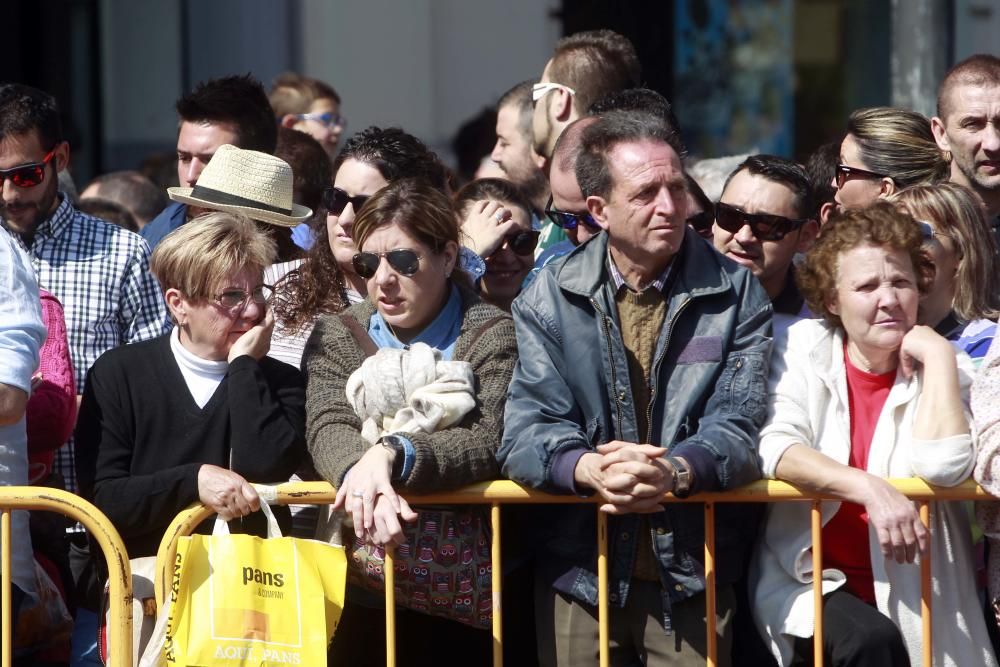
[812,501,824,667]
[2,510,11,667]
[491,503,503,667]
[597,509,609,667]
[705,502,717,667]
[920,501,931,667]
[385,546,396,667]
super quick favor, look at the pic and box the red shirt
[821,348,895,604]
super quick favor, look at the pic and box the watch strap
[378,435,407,481]
[664,455,692,498]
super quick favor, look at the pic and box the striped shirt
[5,195,170,492]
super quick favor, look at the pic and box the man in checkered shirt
[0,84,170,494]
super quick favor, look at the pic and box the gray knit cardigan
[302,289,517,493]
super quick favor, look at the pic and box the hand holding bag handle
[211,484,282,538]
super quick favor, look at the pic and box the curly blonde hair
[797,201,934,329]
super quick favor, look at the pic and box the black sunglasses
[323,186,370,216]
[497,230,541,257]
[834,163,887,189]
[352,249,422,279]
[715,202,807,242]
[543,196,599,231]
[686,210,714,236]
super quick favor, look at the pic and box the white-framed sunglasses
[531,82,576,104]
[294,111,347,129]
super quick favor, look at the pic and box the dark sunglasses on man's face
[0,148,56,189]
[715,202,807,242]
[496,230,541,257]
[686,210,714,237]
[323,186,370,216]
[834,163,887,189]
[352,249,422,279]
[543,196,599,231]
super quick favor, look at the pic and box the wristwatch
[664,455,692,498]
[377,434,407,481]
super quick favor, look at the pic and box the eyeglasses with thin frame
[213,284,274,311]
[531,82,576,105]
[834,163,887,189]
[295,111,347,130]
[715,202,808,242]
[323,187,370,216]
[353,249,423,280]
[543,196,600,231]
[915,220,952,244]
[0,148,57,189]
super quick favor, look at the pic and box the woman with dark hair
[454,178,538,312]
[752,202,993,666]
[833,107,949,213]
[268,126,450,368]
[304,179,517,665]
[684,172,714,240]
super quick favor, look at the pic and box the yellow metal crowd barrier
[153,479,991,667]
[0,486,132,667]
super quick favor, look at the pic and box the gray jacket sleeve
[497,293,593,494]
[671,276,771,490]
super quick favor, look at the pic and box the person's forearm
[913,357,968,440]
[0,384,28,426]
[774,443,872,504]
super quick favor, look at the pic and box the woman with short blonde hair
[76,211,306,563]
[889,183,1000,358]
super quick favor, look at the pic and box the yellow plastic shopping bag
[162,499,346,666]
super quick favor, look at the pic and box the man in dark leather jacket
[498,110,772,666]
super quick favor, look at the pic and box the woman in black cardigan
[75,212,306,559]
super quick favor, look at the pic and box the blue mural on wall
[674,0,794,158]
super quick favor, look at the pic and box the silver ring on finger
[494,210,505,223]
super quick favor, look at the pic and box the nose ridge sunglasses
[714,202,807,242]
[834,163,887,189]
[323,186,370,216]
[497,230,541,257]
[353,248,423,279]
[685,210,714,236]
[543,196,600,231]
[0,148,56,188]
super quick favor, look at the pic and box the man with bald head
[931,54,1000,229]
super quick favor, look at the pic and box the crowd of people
[1,26,1000,667]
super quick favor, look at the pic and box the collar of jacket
[344,282,509,359]
[803,319,920,416]
[553,229,733,302]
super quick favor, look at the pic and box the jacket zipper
[591,298,624,436]
[644,297,691,444]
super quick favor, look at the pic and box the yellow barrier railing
[154,478,992,667]
[0,487,132,667]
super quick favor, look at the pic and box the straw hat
[167,144,312,227]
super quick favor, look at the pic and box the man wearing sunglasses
[142,75,278,251]
[532,30,640,166]
[0,84,169,497]
[712,155,818,334]
[499,110,770,666]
